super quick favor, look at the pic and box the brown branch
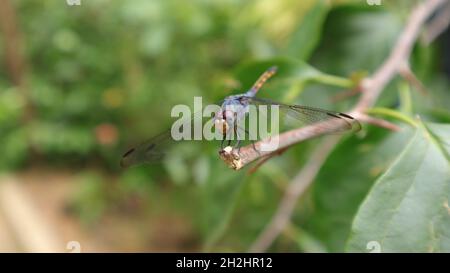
[219,118,354,170]
[247,0,446,252]
[247,147,289,175]
[354,0,446,110]
[398,62,428,96]
[422,0,450,45]
[248,136,341,252]
[357,113,401,132]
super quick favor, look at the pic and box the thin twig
[219,117,354,170]
[398,62,428,96]
[249,0,446,252]
[248,136,341,252]
[354,0,446,111]
[422,0,450,45]
[357,113,401,132]
[247,147,289,175]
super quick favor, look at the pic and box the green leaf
[301,126,414,252]
[412,75,450,123]
[285,0,330,60]
[310,5,403,108]
[312,5,402,76]
[347,123,450,252]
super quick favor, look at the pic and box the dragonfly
[120,66,361,168]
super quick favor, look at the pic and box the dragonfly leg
[221,127,233,148]
[228,115,238,147]
[234,135,241,152]
[242,128,260,155]
[221,134,232,148]
[251,140,259,154]
[233,120,241,150]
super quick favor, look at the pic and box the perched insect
[121,66,360,168]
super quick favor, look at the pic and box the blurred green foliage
[0,0,449,252]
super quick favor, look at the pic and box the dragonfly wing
[120,101,223,168]
[245,96,361,133]
[120,130,174,168]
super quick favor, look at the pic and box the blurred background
[0,0,449,252]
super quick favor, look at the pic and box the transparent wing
[120,101,222,168]
[120,129,173,168]
[242,96,361,133]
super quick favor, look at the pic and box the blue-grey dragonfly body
[213,66,278,143]
[121,66,360,168]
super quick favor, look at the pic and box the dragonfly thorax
[214,96,249,135]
